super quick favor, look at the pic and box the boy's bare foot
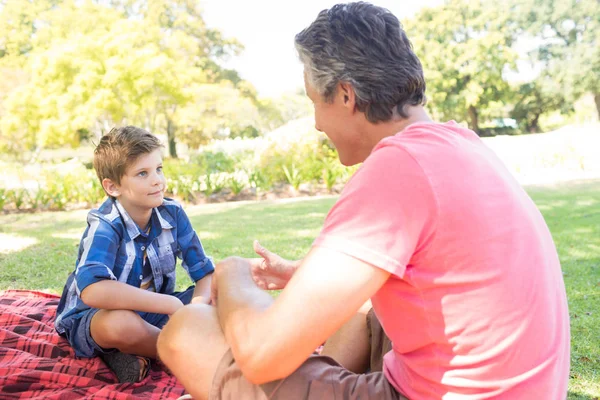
[100,351,150,383]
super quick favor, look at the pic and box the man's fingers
[254,239,273,261]
[253,240,265,256]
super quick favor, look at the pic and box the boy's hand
[191,296,211,305]
[193,273,213,304]
[250,240,298,290]
[166,296,185,315]
[210,268,218,305]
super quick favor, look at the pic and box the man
[157,3,570,399]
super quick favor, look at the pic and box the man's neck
[367,106,433,146]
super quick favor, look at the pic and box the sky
[201,0,445,97]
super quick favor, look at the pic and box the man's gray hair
[295,2,426,123]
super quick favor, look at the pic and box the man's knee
[157,304,219,360]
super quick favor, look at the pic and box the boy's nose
[151,173,163,185]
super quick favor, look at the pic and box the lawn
[1,180,599,399]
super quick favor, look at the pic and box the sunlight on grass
[292,229,321,238]
[0,233,38,254]
[576,199,597,207]
[51,232,84,240]
[196,231,222,240]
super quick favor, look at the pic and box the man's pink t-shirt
[313,121,570,399]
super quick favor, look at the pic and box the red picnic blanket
[0,290,186,399]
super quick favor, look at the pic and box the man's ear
[102,178,120,197]
[338,82,356,111]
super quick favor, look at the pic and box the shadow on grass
[568,390,600,400]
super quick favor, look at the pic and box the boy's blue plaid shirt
[55,197,214,334]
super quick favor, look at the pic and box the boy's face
[106,149,166,214]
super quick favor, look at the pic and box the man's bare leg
[320,300,372,373]
[157,304,229,400]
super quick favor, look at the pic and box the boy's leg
[90,309,161,358]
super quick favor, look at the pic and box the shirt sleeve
[74,212,120,295]
[313,144,438,278]
[175,206,215,282]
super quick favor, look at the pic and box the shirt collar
[114,199,173,241]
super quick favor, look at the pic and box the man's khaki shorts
[209,309,408,400]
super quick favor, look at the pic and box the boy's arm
[75,213,182,315]
[175,206,215,284]
[81,280,184,315]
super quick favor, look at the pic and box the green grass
[1,182,599,399]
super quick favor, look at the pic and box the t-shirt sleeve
[74,213,120,294]
[313,144,437,278]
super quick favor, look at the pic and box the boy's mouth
[149,190,163,196]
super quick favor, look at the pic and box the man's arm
[216,245,390,384]
[81,280,183,315]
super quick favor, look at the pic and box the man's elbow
[236,351,294,385]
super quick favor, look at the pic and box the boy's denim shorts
[66,286,195,358]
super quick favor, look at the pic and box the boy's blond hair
[93,126,163,187]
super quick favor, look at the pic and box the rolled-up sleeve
[175,208,215,282]
[74,213,119,295]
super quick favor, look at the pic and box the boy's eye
[138,171,147,177]
[157,166,163,173]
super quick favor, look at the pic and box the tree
[405,0,517,132]
[510,79,570,132]
[510,0,600,119]
[0,0,250,156]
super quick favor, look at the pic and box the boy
[55,126,214,383]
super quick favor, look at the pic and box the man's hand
[250,240,298,290]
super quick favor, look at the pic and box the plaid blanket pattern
[0,290,186,399]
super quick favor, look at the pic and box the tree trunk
[467,105,479,134]
[595,93,600,122]
[530,114,541,133]
[166,118,178,159]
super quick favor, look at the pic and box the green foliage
[200,173,226,197]
[167,175,198,203]
[406,0,517,132]
[227,172,248,196]
[510,80,571,133]
[321,146,346,192]
[282,163,303,190]
[0,0,285,156]
[509,0,600,119]
[247,169,272,193]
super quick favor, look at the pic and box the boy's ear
[102,178,120,197]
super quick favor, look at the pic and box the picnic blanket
[0,290,186,399]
